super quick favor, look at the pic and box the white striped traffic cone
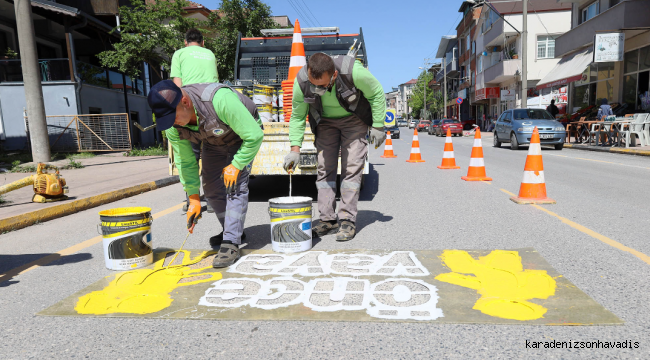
[406,129,425,163]
[437,128,460,169]
[461,128,492,181]
[381,131,397,158]
[510,127,556,204]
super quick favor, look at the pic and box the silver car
[493,108,566,150]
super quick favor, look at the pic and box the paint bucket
[272,107,279,122]
[98,207,153,270]
[268,196,313,253]
[253,85,273,105]
[257,104,273,122]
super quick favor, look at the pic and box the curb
[564,144,650,157]
[0,176,180,233]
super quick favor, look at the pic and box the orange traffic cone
[510,127,556,204]
[437,128,460,169]
[406,129,425,163]
[380,131,397,158]
[461,128,492,181]
[281,19,306,121]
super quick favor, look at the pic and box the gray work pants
[201,142,250,244]
[315,115,368,223]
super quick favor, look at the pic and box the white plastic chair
[620,113,649,147]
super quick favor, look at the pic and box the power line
[286,0,313,27]
[298,0,322,27]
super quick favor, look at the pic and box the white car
[408,120,418,129]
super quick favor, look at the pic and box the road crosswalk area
[41,248,622,325]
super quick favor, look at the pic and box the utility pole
[15,0,50,162]
[521,0,528,109]
[420,58,432,120]
[443,56,447,118]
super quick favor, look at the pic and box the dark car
[428,120,442,135]
[436,119,463,136]
[384,125,400,139]
[493,108,566,150]
[417,120,431,133]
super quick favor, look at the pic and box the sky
[201,0,466,93]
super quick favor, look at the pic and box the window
[466,34,471,52]
[581,2,599,23]
[537,36,556,59]
[478,56,483,73]
[472,41,476,54]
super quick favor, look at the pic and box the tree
[97,0,200,80]
[204,0,278,81]
[408,70,436,119]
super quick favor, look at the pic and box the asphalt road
[1,129,649,359]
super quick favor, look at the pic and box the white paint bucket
[268,196,313,253]
[257,104,273,122]
[253,85,273,105]
[98,207,153,270]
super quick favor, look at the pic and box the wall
[80,85,155,146]
[0,82,77,149]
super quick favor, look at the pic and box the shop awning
[536,48,593,90]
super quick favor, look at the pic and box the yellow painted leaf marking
[435,250,556,321]
[75,251,221,315]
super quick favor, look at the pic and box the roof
[403,79,418,85]
[488,0,570,15]
[435,35,457,58]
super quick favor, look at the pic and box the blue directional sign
[384,109,396,127]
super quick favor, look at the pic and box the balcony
[483,19,519,50]
[483,59,521,85]
[435,60,458,83]
[0,59,72,83]
[555,0,650,57]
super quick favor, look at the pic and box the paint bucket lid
[269,196,312,205]
[98,207,152,217]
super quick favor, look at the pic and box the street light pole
[15,0,51,162]
[443,56,447,118]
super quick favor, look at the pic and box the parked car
[397,118,408,127]
[417,120,431,132]
[409,119,419,129]
[384,125,400,139]
[461,119,477,130]
[436,119,463,137]
[493,108,566,150]
[428,120,442,135]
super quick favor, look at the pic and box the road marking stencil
[39,249,621,325]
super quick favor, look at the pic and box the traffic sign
[385,109,396,127]
[456,97,463,105]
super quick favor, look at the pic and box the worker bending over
[148,80,263,267]
[283,53,386,241]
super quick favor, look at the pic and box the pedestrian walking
[148,80,263,267]
[546,99,559,118]
[282,53,386,241]
[170,28,219,214]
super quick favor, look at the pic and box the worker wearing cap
[170,28,219,214]
[148,80,263,267]
[283,53,386,241]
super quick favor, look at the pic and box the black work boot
[210,232,246,248]
[336,220,356,241]
[212,242,240,268]
[312,220,339,237]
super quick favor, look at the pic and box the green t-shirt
[166,88,263,196]
[170,45,219,85]
[288,61,386,147]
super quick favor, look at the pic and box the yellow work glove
[221,164,240,195]
[186,194,202,233]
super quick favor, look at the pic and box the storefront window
[640,47,650,72]
[623,74,637,109]
[597,62,614,80]
[624,49,638,74]
[596,78,615,104]
[572,84,589,112]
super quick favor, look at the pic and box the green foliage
[77,62,111,88]
[97,0,280,82]
[408,70,444,119]
[62,159,84,169]
[98,0,200,79]
[124,145,168,157]
[0,195,7,205]
[4,47,18,58]
[205,0,278,81]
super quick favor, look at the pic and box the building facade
[539,0,650,117]
[435,36,459,119]
[398,79,417,118]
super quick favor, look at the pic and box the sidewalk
[564,143,650,156]
[0,153,178,232]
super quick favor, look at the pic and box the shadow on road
[357,210,393,233]
[0,252,93,287]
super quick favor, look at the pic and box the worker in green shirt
[148,80,263,267]
[170,28,219,214]
[283,53,386,241]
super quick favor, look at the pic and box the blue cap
[147,80,182,131]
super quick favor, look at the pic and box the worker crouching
[148,80,263,268]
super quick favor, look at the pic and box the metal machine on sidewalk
[0,163,69,203]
